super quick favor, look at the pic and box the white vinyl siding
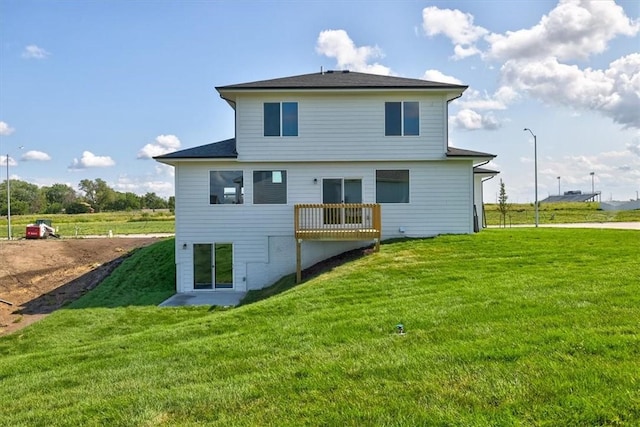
[235,92,447,162]
[173,160,473,291]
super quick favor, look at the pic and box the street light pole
[590,172,595,195]
[524,128,538,227]
[557,176,561,196]
[5,153,10,240]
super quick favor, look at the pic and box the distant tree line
[0,178,174,215]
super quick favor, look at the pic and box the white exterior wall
[235,92,448,162]
[474,175,483,231]
[173,159,473,292]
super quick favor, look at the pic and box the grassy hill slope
[1,229,638,426]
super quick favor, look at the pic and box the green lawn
[0,210,174,239]
[1,229,638,425]
[2,203,638,238]
[485,202,640,226]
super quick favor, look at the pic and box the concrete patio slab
[159,291,246,307]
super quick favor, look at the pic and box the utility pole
[524,128,538,227]
[6,154,10,240]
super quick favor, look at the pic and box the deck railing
[294,203,381,240]
[294,203,381,282]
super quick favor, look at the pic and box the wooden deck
[294,203,381,282]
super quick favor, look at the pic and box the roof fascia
[217,87,466,100]
[154,157,238,165]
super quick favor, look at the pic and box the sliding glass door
[193,243,233,290]
[322,178,362,225]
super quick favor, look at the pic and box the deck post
[296,239,302,283]
[293,203,382,280]
[374,204,381,251]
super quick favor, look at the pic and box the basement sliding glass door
[193,243,233,290]
[214,243,233,288]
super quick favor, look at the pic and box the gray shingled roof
[474,167,499,174]
[154,140,494,161]
[153,138,237,160]
[447,147,496,158]
[216,70,467,91]
[541,193,599,203]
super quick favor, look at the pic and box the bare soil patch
[0,237,161,336]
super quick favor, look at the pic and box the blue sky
[1,0,638,202]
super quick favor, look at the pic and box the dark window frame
[385,101,419,136]
[253,170,288,204]
[375,169,410,203]
[209,170,244,205]
[264,102,298,137]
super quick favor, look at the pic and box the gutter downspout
[445,91,465,154]
[473,161,499,232]
[219,94,238,156]
[445,90,470,231]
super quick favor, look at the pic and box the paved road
[489,222,640,230]
[64,233,175,239]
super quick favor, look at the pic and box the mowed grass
[0,229,639,425]
[0,210,174,239]
[484,202,640,225]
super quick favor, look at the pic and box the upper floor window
[210,171,243,204]
[385,102,419,136]
[376,170,409,203]
[264,102,298,137]
[253,170,287,204]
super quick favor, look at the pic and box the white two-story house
[155,70,497,293]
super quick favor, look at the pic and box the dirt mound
[0,237,161,336]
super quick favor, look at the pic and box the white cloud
[541,147,640,192]
[21,150,51,161]
[155,163,175,178]
[422,6,488,60]
[485,0,639,61]
[628,138,640,157]
[316,30,393,75]
[68,151,115,169]
[453,45,481,60]
[422,2,639,129]
[450,109,501,130]
[507,136,640,202]
[114,171,174,198]
[501,54,640,128]
[0,156,17,167]
[0,121,15,135]
[137,134,181,159]
[422,69,463,85]
[21,44,51,59]
[457,86,519,110]
[422,6,488,45]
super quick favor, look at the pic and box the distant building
[600,200,640,211]
[541,191,600,203]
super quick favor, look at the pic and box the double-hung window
[385,102,419,136]
[264,102,298,136]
